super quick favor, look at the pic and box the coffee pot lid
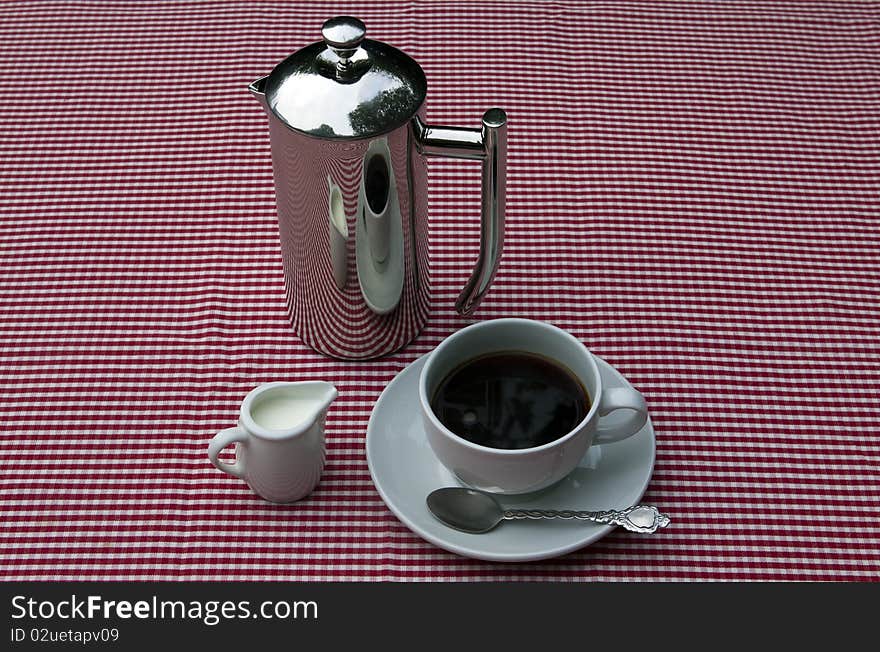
[261,17,427,139]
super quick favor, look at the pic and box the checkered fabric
[1,1,878,580]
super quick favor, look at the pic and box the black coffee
[431,351,589,450]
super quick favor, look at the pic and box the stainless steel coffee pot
[249,16,506,359]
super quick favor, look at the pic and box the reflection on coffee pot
[356,137,404,314]
[363,140,391,264]
[327,176,348,290]
[249,16,506,359]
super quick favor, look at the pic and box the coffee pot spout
[248,76,269,110]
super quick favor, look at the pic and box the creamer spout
[312,381,339,411]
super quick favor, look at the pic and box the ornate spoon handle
[501,505,670,534]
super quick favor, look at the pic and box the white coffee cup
[208,381,338,503]
[419,319,648,494]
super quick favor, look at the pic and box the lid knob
[322,16,366,66]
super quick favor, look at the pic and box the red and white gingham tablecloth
[1,0,879,581]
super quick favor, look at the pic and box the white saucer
[366,354,657,562]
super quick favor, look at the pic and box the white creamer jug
[208,381,338,503]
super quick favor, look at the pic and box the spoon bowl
[426,488,503,533]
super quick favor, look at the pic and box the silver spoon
[426,487,671,534]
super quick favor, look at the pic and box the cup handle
[207,426,249,479]
[593,387,649,445]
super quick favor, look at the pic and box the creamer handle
[207,427,249,479]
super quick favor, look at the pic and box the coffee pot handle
[415,109,507,315]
